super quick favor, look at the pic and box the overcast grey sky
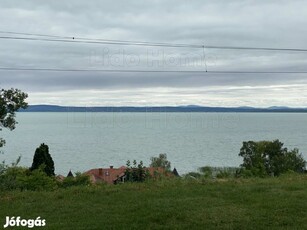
[1,0,307,107]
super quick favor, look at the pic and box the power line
[0,31,71,40]
[208,71,307,74]
[0,67,307,74]
[204,45,307,52]
[1,31,307,52]
[0,36,201,48]
[0,30,202,48]
[1,31,307,75]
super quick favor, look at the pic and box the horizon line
[24,104,307,109]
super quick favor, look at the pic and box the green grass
[1,174,307,229]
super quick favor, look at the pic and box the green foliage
[150,153,171,171]
[214,167,238,179]
[238,140,306,177]
[186,166,238,180]
[60,172,91,188]
[216,170,232,179]
[0,166,57,191]
[125,160,150,182]
[0,156,57,191]
[30,143,55,176]
[0,166,25,190]
[1,163,90,191]
[0,156,21,176]
[185,171,202,179]
[0,161,5,175]
[16,167,57,191]
[0,88,28,148]
[235,168,254,178]
[199,166,213,178]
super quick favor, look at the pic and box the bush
[0,161,6,175]
[0,166,25,190]
[216,170,232,179]
[0,166,57,191]
[0,156,21,175]
[184,172,202,179]
[238,140,306,177]
[16,168,57,191]
[60,172,91,188]
[199,166,213,178]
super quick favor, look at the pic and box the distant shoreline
[19,105,307,113]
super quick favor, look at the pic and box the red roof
[85,166,170,184]
[85,166,126,184]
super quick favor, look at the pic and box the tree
[30,143,55,176]
[0,88,28,148]
[125,160,149,182]
[238,140,306,177]
[150,153,171,171]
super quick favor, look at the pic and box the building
[85,166,171,184]
[85,166,126,184]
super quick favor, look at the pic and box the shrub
[0,156,24,190]
[0,156,21,175]
[185,172,202,179]
[216,170,232,179]
[60,172,91,188]
[16,167,57,191]
[0,161,5,175]
[0,166,25,190]
[199,166,213,178]
[0,166,57,191]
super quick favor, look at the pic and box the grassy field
[1,174,307,230]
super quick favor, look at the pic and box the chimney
[98,168,103,176]
[110,166,114,169]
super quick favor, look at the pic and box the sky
[0,0,307,107]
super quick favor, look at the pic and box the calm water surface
[1,112,307,175]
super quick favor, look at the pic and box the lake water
[1,112,307,175]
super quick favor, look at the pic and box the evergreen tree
[30,143,55,176]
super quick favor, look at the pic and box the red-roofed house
[85,166,126,184]
[85,166,171,184]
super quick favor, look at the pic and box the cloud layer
[1,0,307,106]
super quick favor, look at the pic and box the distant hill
[19,105,307,113]
[267,106,291,110]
